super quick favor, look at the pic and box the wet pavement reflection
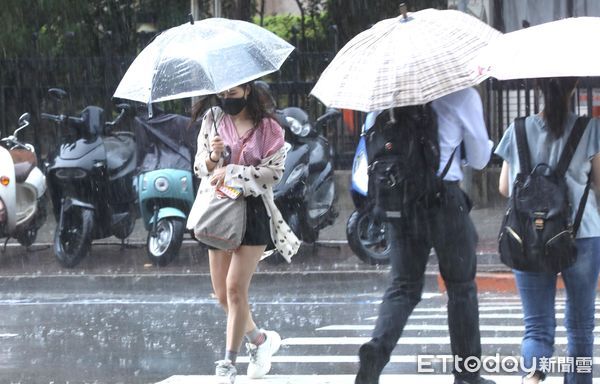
[0,242,390,383]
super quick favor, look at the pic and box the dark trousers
[371,182,482,379]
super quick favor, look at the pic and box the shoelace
[215,360,235,375]
[246,343,258,363]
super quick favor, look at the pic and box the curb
[437,272,600,294]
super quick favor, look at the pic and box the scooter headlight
[299,123,312,137]
[154,177,169,192]
[286,164,306,185]
[286,116,304,136]
[0,176,9,186]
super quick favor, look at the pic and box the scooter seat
[9,149,37,183]
[104,134,136,175]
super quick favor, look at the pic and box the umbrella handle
[210,107,220,136]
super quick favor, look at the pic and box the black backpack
[364,105,456,220]
[498,116,591,273]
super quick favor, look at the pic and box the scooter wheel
[54,208,94,268]
[16,227,38,247]
[147,218,184,266]
[346,210,393,265]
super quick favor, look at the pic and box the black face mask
[221,97,247,115]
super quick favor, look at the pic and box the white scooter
[0,113,47,247]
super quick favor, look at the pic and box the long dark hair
[538,77,578,138]
[190,81,276,128]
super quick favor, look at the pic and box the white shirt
[431,87,493,181]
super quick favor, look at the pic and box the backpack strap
[514,117,531,174]
[560,116,591,236]
[555,117,591,177]
[439,145,458,180]
[573,174,592,236]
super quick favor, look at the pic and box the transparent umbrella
[310,8,501,112]
[113,18,294,104]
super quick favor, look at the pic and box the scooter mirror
[18,113,31,126]
[48,88,68,100]
[116,103,130,112]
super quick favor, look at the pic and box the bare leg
[220,245,265,353]
[208,248,260,335]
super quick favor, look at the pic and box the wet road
[0,241,391,383]
[0,242,599,383]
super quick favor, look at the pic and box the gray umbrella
[113,18,294,104]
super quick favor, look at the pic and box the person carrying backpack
[495,77,600,384]
[355,87,494,384]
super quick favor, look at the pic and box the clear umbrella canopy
[113,18,294,103]
[310,8,501,112]
[474,16,600,80]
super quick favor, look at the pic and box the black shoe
[454,377,496,384]
[355,340,388,384]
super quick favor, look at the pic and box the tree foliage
[325,0,448,46]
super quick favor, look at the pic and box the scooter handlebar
[315,108,341,128]
[40,112,62,122]
[40,113,83,126]
[105,107,128,129]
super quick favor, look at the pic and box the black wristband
[208,151,219,163]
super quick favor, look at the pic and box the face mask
[221,97,247,115]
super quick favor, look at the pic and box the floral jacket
[186,107,301,262]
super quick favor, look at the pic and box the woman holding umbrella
[188,81,300,384]
[495,77,600,384]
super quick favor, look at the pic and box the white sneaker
[246,329,281,379]
[215,360,236,384]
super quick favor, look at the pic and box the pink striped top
[219,114,285,166]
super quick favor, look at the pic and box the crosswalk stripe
[411,305,600,312]
[233,355,600,364]
[405,313,561,319]
[281,336,600,345]
[315,324,600,332]
[156,374,600,383]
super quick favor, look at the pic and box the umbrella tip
[400,3,408,20]
[189,13,194,25]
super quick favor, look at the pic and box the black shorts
[206,195,271,250]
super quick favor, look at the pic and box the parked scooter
[0,113,47,247]
[133,110,199,266]
[270,105,340,263]
[346,110,394,265]
[41,88,137,268]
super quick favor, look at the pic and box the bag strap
[555,117,590,177]
[514,117,531,174]
[439,145,458,180]
[573,174,591,236]
[562,117,591,236]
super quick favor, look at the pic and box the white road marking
[281,336,600,346]
[155,374,600,384]
[315,324,600,333]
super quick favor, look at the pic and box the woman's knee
[226,281,248,307]
[565,313,595,340]
[213,286,228,308]
[523,317,556,343]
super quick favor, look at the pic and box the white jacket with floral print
[186,107,301,262]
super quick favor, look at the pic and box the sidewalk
[4,169,526,292]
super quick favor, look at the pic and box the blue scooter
[346,110,395,265]
[134,112,199,266]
